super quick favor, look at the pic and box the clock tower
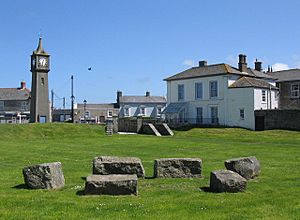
[30,37,51,123]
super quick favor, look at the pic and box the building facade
[0,81,30,124]
[268,69,300,110]
[163,54,278,130]
[117,91,167,119]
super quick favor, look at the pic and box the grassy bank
[0,123,299,219]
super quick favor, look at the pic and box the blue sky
[1,0,300,107]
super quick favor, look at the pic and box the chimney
[117,91,122,103]
[238,54,248,72]
[254,59,262,71]
[146,91,150,97]
[20,81,26,89]
[199,60,207,67]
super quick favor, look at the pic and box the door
[255,116,265,131]
[210,106,218,124]
[196,107,203,124]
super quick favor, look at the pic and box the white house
[163,55,278,130]
[117,91,167,119]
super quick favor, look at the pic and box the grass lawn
[0,123,299,219]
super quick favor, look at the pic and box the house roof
[0,88,30,101]
[267,69,300,82]
[77,103,117,109]
[229,77,278,90]
[164,64,249,81]
[119,96,167,104]
[164,63,276,81]
[162,102,187,114]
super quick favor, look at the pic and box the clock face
[38,57,47,67]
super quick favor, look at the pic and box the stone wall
[255,109,300,131]
[278,81,300,110]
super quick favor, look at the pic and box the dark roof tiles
[119,96,166,104]
[229,77,278,89]
[0,88,30,100]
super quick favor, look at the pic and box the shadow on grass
[76,190,85,196]
[145,176,155,179]
[81,177,86,180]
[12,184,29,190]
[200,186,213,193]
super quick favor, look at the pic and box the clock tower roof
[33,37,48,55]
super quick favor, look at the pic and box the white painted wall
[254,89,278,110]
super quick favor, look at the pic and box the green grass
[0,123,299,219]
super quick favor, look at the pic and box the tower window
[41,77,45,86]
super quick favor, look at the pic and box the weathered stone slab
[225,156,260,180]
[84,174,138,195]
[210,170,247,193]
[154,158,202,178]
[93,156,145,178]
[23,162,65,189]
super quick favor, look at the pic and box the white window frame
[209,81,218,99]
[108,110,113,117]
[195,82,203,100]
[291,83,299,98]
[240,109,245,120]
[275,91,279,101]
[178,84,184,101]
[262,90,266,102]
[140,106,145,116]
[210,106,218,124]
[0,101,4,111]
[21,101,27,111]
[124,107,130,117]
[85,111,90,118]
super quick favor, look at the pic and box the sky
[1,0,300,108]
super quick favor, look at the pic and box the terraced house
[163,54,279,130]
[0,81,30,123]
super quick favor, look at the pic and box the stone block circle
[154,158,202,178]
[23,162,65,189]
[84,174,138,195]
[224,156,260,180]
[210,170,247,193]
[93,156,145,178]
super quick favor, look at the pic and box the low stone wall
[255,110,300,131]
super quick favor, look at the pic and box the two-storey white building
[163,55,278,130]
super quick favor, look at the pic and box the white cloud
[183,59,195,68]
[272,63,289,71]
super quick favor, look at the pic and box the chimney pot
[199,61,207,67]
[20,81,26,89]
[238,54,248,72]
[255,60,262,71]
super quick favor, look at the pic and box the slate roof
[0,88,30,101]
[164,63,276,81]
[267,69,300,82]
[164,64,252,81]
[229,77,278,90]
[119,96,167,104]
[77,103,117,109]
[162,102,187,114]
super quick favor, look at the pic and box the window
[195,82,203,99]
[210,106,218,124]
[0,101,4,111]
[124,107,129,116]
[196,107,203,124]
[209,81,218,98]
[157,107,162,115]
[140,107,145,115]
[240,109,245,120]
[21,101,27,111]
[41,77,45,86]
[291,83,299,98]
[275,91,279,101]
[178,84,184,101]
[108,111,113,117]
[262,90,266,102]
[85,111,90,118]
[60,114,65,122]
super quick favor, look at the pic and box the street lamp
[83,100,87,123]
